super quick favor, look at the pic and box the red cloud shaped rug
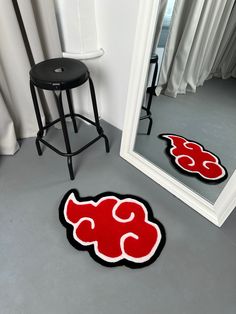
[59,190,166,268]
[159,134,228,183]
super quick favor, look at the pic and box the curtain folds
[211,3,236,79]
[0,0,62,155]
[156,0,236,97]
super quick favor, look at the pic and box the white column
[54,0,103,119]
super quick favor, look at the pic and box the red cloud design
[59,190,165,268]
[160,134,227,182]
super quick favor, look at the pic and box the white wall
[55,0,99,53]
[95,0,140,130]
[55,0,140,130]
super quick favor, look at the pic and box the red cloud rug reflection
[159,134,228,183]
[59,190,166,268]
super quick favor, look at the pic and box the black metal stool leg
[66,89,78,133]
[54,91,75,180]
[146,57,158,135]
[67,156,74,181]
[147,117,153,135]
[88,77,110,153]
[30,80,43,156]
[145,98,153,135]
[140,55,158,135]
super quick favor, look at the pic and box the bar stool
[140,53,158,135]
[29,57,110,180]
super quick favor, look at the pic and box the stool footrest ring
[41,113,97,131]
[38,134,103,157]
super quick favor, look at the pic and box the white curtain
[0,0,62,155]
[211,3,236,79]
[156,0,236,97]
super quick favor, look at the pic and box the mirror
[135,0,236,204]
[121,0,236,226]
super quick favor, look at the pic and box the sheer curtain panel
[0,0,62,155]
[156,0,236,97]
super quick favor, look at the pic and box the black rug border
[59,189,166,269]
[158,133,228,184]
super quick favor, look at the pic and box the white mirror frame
[120,0,236,227]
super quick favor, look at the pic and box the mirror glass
[134,0,236,204]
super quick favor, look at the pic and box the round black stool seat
[30,58,89,90]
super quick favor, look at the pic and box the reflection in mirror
[135,0,236,204]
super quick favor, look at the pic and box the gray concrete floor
[0,120,236,314]
[135,78,236,203]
